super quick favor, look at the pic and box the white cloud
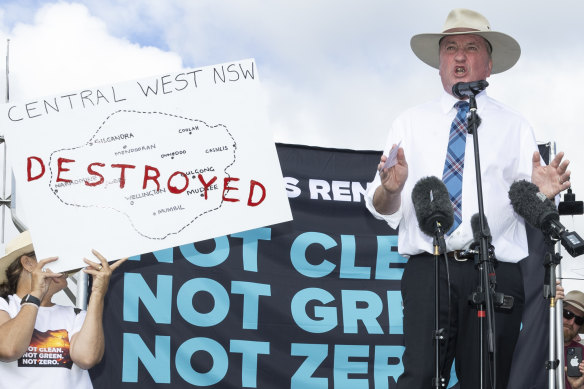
[2,2,183,101]
[1,0,584,264]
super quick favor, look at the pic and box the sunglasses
[564,309,584,326]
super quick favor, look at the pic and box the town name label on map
[26,156,267,206]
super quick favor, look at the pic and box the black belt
[445,248,497,263]
[446,250,470,261]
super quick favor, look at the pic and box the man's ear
[20,255,35,272]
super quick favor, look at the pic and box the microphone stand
[555,245,566,389]
[545,143,566,389]
[432,221,448,389]
[543,248,563,389]
[466,93,498,389]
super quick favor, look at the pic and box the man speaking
[365,8,571,389]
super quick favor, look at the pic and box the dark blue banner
[89,143,549,389]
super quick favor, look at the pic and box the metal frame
[0,38,88,309]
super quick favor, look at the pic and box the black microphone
[470,213,492,244]
[469,213,513,309]
[508,180,584,257]
[452,80,489,98]
[508,180,559,232]
[411,176,454,236]
[456,214,494,260]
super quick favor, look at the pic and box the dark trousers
[396,253,525,389]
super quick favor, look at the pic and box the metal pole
[549,142,566,389]
[1,139,5,243]
[1,39,10,243]
[552,141,566,389]
[556,256,566,389]
[5,38,9,103]
[76,270,89,310]
[550,294,557,389]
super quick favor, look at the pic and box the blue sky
[0,0,583,284]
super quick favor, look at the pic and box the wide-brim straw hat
[410,8,521,74]
[0,231,34,284]
[565,290,584,334]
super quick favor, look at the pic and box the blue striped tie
[442,101,470,234]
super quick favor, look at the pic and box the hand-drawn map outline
[46,109,238,240]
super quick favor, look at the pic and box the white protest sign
[1,58,292,272]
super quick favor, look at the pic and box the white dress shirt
[365,91,538,262]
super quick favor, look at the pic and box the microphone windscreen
[411,176,454,236]
[452,80,489,98]
[470,213,491,243]
[508,180,558,229]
